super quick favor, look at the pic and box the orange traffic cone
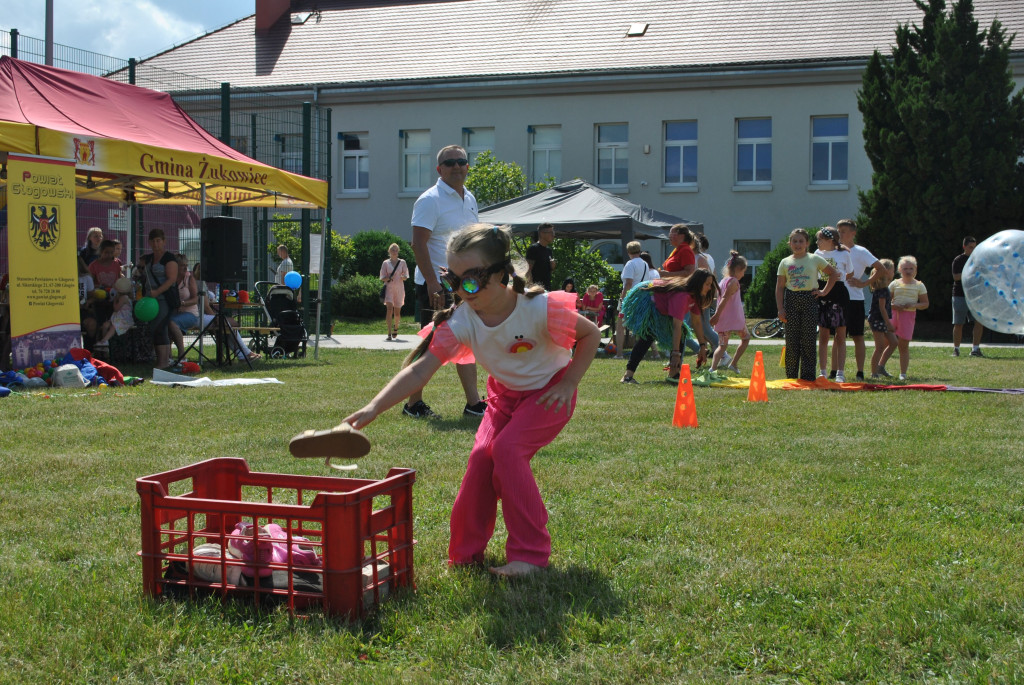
[672,364,699,428]
[778,346,786,368]
[747,350,768,402]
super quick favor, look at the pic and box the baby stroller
[254,281,308,358]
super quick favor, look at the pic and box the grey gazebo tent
[478,180,702,254]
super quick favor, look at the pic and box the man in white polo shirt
[403,144,486,419]
[837,218,882,381]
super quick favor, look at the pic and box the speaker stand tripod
[175,287,254,370]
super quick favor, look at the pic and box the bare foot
[488,561,543,578]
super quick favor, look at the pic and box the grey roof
[138,0,1024,89]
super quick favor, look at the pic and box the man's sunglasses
[439,158,469,168]
[440,262,506,295]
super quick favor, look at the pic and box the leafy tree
[465,150,556,208]
[857,0,1024,316]
[550,238,620,297]
[267,213,352,280]
[465,150,529,208]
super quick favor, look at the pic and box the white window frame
[735,118,772,186]
[401,129,432,192]
[275,133,303,174]
[734,239,772,281]
[529,125,562,185]
[462,127,495,166]
[596,123,629,189]
[663,120,698,187]
[339,131,369,194]
[810,115,849,184]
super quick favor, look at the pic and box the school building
[135,0,1024,276]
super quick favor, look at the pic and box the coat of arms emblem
[30,205,60,251]
[73,137,96,166]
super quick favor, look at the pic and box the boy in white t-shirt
[837,219,882,381]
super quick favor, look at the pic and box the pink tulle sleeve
[546,290,579,349]
[420,321,476,365]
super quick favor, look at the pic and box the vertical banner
[309,232,322,275]
[6,154,81,367]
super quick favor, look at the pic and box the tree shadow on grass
[477,564,623,649]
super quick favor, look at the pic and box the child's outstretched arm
[536,313,600,413]
[344,351,443,429]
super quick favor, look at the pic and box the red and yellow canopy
[0,56,326,209]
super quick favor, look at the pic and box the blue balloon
[284,270,302,290]
[963,229,1024,335]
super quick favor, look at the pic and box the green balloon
[134,296,159,322]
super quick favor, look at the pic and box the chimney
[256,0,291,32]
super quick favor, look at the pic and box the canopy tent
[478,180,702,248]
[0,56,326,209]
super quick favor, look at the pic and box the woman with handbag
[137,228,178,369]
[379,243,409,341]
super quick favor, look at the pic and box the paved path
[310,334,1021,351]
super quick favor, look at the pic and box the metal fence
[2,28,333,327]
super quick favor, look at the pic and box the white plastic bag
[52,364,87,388]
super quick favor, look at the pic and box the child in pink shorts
[888,255,929,381]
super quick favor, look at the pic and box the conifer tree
[857,0,1024,314]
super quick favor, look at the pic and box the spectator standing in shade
[952,236,985,357]
[79,227,103,266]
[661,224,697,279]
[276,245,294,285]
[405,144,486,419]
[526,223,557,290]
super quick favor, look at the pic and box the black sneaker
[828,370,837,380]
[463,400,487,416]
[952,348,960,357]
[856,371,865,381]
[969,349,984,357]
[403,400,438,418]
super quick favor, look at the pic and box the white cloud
[2,0,208,60]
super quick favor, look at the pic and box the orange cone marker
[747,350,768,402]
[672,364,698,428]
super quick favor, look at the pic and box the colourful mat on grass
[694,370,1020,394]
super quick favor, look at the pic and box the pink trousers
[448,368,575,567]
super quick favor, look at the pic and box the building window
[596,123,628,188]
[664,121,698,186]
[529,125,561,185]
[230,135,249,156]
[462,127,495,166]
[734,239,772,284]
[275,133,303,174]
[592,241,623,264]
[811,116,848,183]
[340,132,369,192]
[736,118,771,184]
[401,129,432,191]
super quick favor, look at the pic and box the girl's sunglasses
[440,262,506,295]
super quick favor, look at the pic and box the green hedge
[342,230,416,279]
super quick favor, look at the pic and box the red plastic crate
[136,457,415,618]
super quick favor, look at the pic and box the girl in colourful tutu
[618,269,716,384]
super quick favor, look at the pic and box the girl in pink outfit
[888,255,929,381]
[710,251,750,373]
[338,224,600,577]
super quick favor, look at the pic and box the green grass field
[2,344,1023,683]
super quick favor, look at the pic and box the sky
[2,0,254,61]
